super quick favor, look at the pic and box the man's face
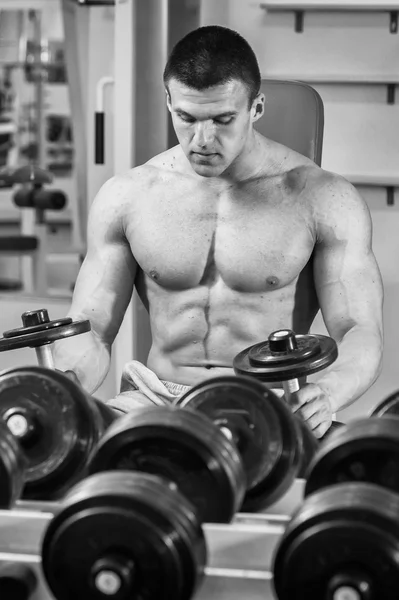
[166,78,259,177]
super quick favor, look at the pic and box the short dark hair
[163,26,261,105]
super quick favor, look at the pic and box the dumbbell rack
[0,480,305,600]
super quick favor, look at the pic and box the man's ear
[252,93,265,122]
[165,88,172,113]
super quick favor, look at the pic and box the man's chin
[190,161,225,177]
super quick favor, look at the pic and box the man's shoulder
[278,162,370,240]
[95,163,168,211]
[106,163,164,193]
[110,146,187,191]
[306,168,366,213]
[93,147,190,217]
[281,161,362,207]
[305,169,371,241]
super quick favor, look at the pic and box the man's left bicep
[313,233,384,343]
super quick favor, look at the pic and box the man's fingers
[289,383,320,411]
[286,383,333,440]
[298,400,319,421]
[305,412,324,433]
[287,390,302,411]
[312,422,330,439]
[299,405,332,436]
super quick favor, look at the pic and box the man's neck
[189,131,286,189]
[220,130,267,184]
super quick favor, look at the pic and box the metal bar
[95,76,114,164]
[387,83,396,104]
[282,378,300,406]
[294,10,304,32]
[35,344,54,369]
[205,567,273,580]
[260,3,399,12]
[0,1,53,10]
[390,10,398,33]
[387,186,395,206]
[61,0,88,251]
[0,60,65,67]
[30,10,46,170]
[77,1,114,4]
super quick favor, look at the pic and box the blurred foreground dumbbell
[0,418,27,507]
[88,400,245,523]
[0,366,116,501]
[272,416,399,599]
[41,471,207,600]
[175,376,321,512]
[88,375,321,521]
[0,308,90,368]
[273,481,399,600]
[234,328,345,442]
[304,416,399,496]
[370,389,399,417]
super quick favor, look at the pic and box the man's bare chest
[127,184,315,292]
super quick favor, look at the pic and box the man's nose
[194,122,215,147]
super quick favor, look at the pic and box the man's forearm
[311,325,383,413]
[53,329,111,395]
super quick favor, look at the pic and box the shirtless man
[54,26,383,438]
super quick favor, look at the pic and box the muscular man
[54,26,383,438]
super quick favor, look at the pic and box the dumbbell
[273,481,399,600]
[88,375,315,520]
[0,418,27,507]
[0,366,116,500]
[41,471,207,600]
[233,328,345,441]
[370,389,399,417]
[272,416,399,599]
[88,401,245,523]
[304,416,399,497]
[0,308,91,368]
[174,375,321,512]
[302,392,399,497]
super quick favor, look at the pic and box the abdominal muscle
[142,271,319,387]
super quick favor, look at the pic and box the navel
[266,276,279,288]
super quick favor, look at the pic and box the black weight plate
[273,482,399,600]
[89,405,245,523]
[0,366,102,500]
[305,417,399,498]
[249,336,320,366]
[233,334,338,382]
[296,420,344,479]
[0,563,37,600]
[3,318,72,338]
[241,390,301,512]
[0,319,91,351]
[296,418,318,479]
[371,390,399,418]
[0,419,26,507]
[176,376,285,491]
[42,471,206,600]
[0,576,33,600]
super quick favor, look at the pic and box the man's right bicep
[68,179,137,344]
